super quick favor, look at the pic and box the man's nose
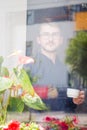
[49,34,53,41]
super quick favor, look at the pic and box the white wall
[0,0,27,68]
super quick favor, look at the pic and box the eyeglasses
[40,32,60,40]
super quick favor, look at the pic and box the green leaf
[13,68,35,96]
[1,67,9,77]
[21,93,48,110]
[0,77,13,92]
[0,56,4,66]
[8,97,24,112]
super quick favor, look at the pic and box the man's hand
[48,87,58,99]
[73,91,85,105]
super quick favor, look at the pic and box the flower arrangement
[1,116,86,130]
[2,120,44,130]
[43,116,80,130]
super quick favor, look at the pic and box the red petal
[18,55,34,64]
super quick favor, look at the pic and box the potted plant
[0,54,47,125]
[65,31,87,97]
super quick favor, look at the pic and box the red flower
[38,124,45,130]
[3,128,8,130]
[8,120,20,130]
[44,116,52,122]
[72,116,79,124]
[44,116,80,130]
[59,121,68,130]
[44,116,57,122]
[53,119,60,125]
[26,123,30,126]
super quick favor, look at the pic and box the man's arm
[64,90,85,113]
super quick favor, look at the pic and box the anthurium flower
[18,55,34,64]
[7,50,22,58]
[0,55,47,125]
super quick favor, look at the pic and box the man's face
[38,24,62,53]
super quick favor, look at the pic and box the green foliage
[0,77,13,92]
[8,97,24,112]
[13,68,35,96]
[65,31,87,81]
[0,56,4,66]
[22,93,48,110]
[0,67,9,77]
[20,122,39,130]
[0,55,47,124]
[0,107,7,124]
[26,69,38,84]
[0,56,9,77]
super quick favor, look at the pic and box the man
[24,23,85,112]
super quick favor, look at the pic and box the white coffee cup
[67,88,80,98]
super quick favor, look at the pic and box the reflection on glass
[25,1,87,113]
